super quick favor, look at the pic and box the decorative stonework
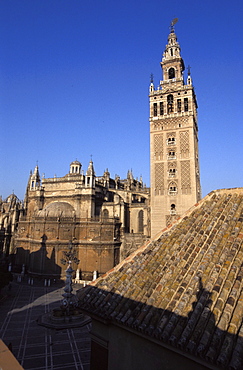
[166,131,176,138]
[155,163,164,196]
[181,160,191,193]
[165,213,179,226]
[154,134,164,160]
[179,130,190,158]
[152,116,189,131]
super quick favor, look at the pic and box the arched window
[170,204,176,215]
[138,210,144,233]
[102,209,109,219]
[169,182,177,195]
[167,137,176,145]
[168,67,175,79]
[168,150,176,159]
[169,168,176,177]
[167,95,173,113]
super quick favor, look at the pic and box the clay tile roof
[78,188,243,369]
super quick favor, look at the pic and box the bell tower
[150,20,201,237]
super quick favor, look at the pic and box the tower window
[168,150,176,159]
[184,98,189,112]
[167,95,174,113]
[160,102,164,115]
[102,209,109,219]
[167,137,176,145]
[169,168,176,177]
[169,185,177,194]
[168,67,175,79]
[177,99,181,112]
[170,204,176,215]
[153,103,157,116]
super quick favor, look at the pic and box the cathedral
[1,23,201,280]
[13,160,150,280]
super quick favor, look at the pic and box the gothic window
[177,99,181,112]
[167,95,174,113]
[184,98,189,112]
[153,103,157,116]
[160,102,164,115]
[168,67,175,79]
[138,210,144,233]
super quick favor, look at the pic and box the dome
[70,160,82,175]
[38,202,75,218]
[70,160,81,166]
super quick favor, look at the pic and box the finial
[150,73,154,84]
[170,17,178,32]
[187,65,191,75]
[90,154,93,162]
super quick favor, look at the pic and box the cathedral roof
[78,188,243,369]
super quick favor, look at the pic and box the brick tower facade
[150,23,201,237]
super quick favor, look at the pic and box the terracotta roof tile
[78,188,243,369]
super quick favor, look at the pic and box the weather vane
[170,18,178,32]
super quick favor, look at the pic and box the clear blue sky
[1,0,242,200]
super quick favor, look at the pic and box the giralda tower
[150,20,201,237]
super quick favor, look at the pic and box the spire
[161,19,185,82]
[85,160,95,188]
[29,165,41,190]
[149,73,154,93]
[86,160,95,176]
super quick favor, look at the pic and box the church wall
[14,214,121,279]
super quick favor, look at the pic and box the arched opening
[169,182,177,195]
[167,94,173,113]
[168,67,175,79]
[170,204,176,215]
[102,209,109,219]
[153,103,157,116]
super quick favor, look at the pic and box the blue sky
[1,0,243,200]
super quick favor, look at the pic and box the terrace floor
[0,279,91,370]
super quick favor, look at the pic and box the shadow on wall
[78,277,243,370]
[12,234,61,278]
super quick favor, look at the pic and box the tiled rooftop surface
[78,188,243,369]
